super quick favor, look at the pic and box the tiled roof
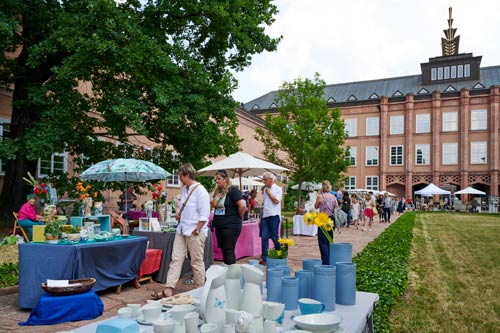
[243,65,500,110]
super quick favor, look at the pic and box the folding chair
[12,212,30,243]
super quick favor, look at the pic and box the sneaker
[259,259,266,266]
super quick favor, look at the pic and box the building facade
[241,11,500,200]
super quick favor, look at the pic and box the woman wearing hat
[18,194,45,240]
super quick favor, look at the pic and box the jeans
[215,226,242,265]
[261,215,281,261]
[383,207,391,222]
[317,215,334,265]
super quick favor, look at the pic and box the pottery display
[225,264,242,310]
[201,265,228,329]
[240,264,263,317]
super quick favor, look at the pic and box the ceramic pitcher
[240,264,263,317]
[225,264,242,310]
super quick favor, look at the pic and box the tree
[0,0,281,223]
[255,73,350,207]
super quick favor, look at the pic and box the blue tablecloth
[18,236,148,308]
[19,290,103,326]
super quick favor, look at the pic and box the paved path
[0,216,397,332]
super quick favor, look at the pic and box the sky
[231,0,500,103]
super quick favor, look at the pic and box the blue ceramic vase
[295,270,313,299]
[281,276,299,310]
[302,258,322,272]
[266,268,283,302]
[312,265,336,311]
[336,262,356,305]
[329,242,352,266]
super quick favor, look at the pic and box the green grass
[389,213,500,332]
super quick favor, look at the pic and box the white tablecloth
[73,289,378,333]
[292,215,318,236]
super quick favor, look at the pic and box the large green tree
[0,0,280,222]
[255,73,350,206]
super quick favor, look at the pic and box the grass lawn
[390,213,500,332]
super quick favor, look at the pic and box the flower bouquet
[267,238,295,259]
[303,211,335,243]
[23,172,50,202]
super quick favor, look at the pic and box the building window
[415,144,430,165]
[344,177,356,190]
[451,65,457,78]
[444,66,450,79]
[346,147,356,166]
[366,117,379,136]
[344,118,357,137]
[416,114,430,133]
[442,143,458,165]
[442,112,458,132]
[471,109,487,130]
[0,118,10,174]
[38,152,67,177]
[390,115,404,135]
[431,68,437,80]
[457,64,463,78]
[365,176,379,191]
[365,146,379,166]
[437,67,443,80]
[464,64,470,77]
[390,145,404,166]
[167,169,180,187]
[470,142,487,164]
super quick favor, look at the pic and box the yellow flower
[303,212,315,225]
[276,250,282,257]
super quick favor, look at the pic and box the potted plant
[45,220,63,242]
[67,225,81,243]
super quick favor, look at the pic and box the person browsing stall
[211,170,247,264]
[119,185,137,211]
[18,194,45,240]
[153,163,210,299]
[314,180,338,265]
[260,172,282,265]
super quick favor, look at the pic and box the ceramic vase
[201,265,228,329]
[295,270,313,299]
[276,265,290,277]
[225,264,242,310]
[302,258,322,272]
[265,268,283,303]
[336,262,356,305]
[329,242,352,265]
[312,265,336,311]
[281,277,299,310]
[265,258,287,275]
[240,264,263,317]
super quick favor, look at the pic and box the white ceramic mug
[200,323,218,333]
[127,303,141,319]
[168,304,196,323]
[153,319,176,333]
[262,301,285,321]
[223,323,236,333]
[141,303,163,322]
[184,311,199,333]
[117,307,132,319]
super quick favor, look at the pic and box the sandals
[184,278,194,285]
[150,290,168,300]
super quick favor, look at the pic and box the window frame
[442,111,458,132]
[38,152,68,177]
[366,117,379,136]
[344,176,356,190]
[470,109,487,131]
[389,145,404,166]
[470,141,487,164]
[344,118,357,137]
[390,115,404,135]
[442,142,458,165]
[347,147,357,166]
[415,144,430,165]
[365,176,379,191]
[415,113,431,133]
[365,146,379,166]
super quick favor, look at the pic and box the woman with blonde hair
[211,170,247,264]
[314,180,338,265]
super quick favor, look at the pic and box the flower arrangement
[76,181,104,202]
[23,172,50,202]
[150,183,167,204]
[304,211,335,243]
[267,238,295,259]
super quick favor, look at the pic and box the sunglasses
[217,170,228,177]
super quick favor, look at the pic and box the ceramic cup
[298,298,325,315]
[153,319,176,333]
[127,303,141,319]
[200,323,218,333]
[184,311,199,333]
[117,307,132,319]
[262,301,285,322]
[223,323,236,333]
[141,303,163,322]
[168,304,196,323]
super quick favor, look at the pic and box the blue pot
[329,243,352,265]
[302,258,322,272]
[281,277,299,310]
[266,268,283,302]
[295,270,313,299]
[312,265,336,311]
[336,262,356,305]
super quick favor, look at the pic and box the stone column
[490,86,500,195]
[460,89,470,189]
[431,91,441,184]
[405,94,414,198]
[379,97,389,190]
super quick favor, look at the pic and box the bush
[0,262,19,288]
[353,212,415,332]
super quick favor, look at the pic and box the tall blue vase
[329,243,352,266]
[277,265,291,277]
[266,258,288,276]
[295,270,313,299]
[312,265,336,311]
[266,268,283,302]
[302,258,322,272]
[336,262,356,305]
[281,277,299,310]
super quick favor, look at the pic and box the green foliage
[353,212,415,332]
[0,262,19,288]
[68,225,80,234]
[1,235,18,245]
[45,221,63,237]
[0,0,281,213]
[255,73,349,206]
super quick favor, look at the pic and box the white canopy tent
[454,187,486,195]
[414,183,451,196]
[290,182,321,191]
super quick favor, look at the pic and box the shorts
[364,208,373,218]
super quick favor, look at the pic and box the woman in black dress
[211,170,247,264]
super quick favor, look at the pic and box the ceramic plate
[136,317,154,326]
[293,313,342,332]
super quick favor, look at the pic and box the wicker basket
[41,278,96,296]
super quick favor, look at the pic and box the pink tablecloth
[212,222,261,260]
[127,210,159,220]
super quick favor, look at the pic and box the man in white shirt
[260,172,282,265]
[157,163,210,298]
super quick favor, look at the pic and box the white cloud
[232,0,500,103]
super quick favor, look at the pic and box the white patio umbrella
[290,182,322,191]
[454,187,486,195]
[230,177,263,188]
[197,152,288,190]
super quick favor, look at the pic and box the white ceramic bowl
[292,313,342,332]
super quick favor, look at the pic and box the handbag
[372,206,378,215]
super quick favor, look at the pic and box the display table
[19,290,103,326]
[133,230,214,283]
[127,210,159,221]
[72,288,379,333]
[138,249,162,280]
[18,236,148,309]
[293,214,318,236]
[212,222,261,260]
[70,215,111,232]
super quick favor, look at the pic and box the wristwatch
[193,229,200,235]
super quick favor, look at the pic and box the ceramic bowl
[292,313,342,332]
